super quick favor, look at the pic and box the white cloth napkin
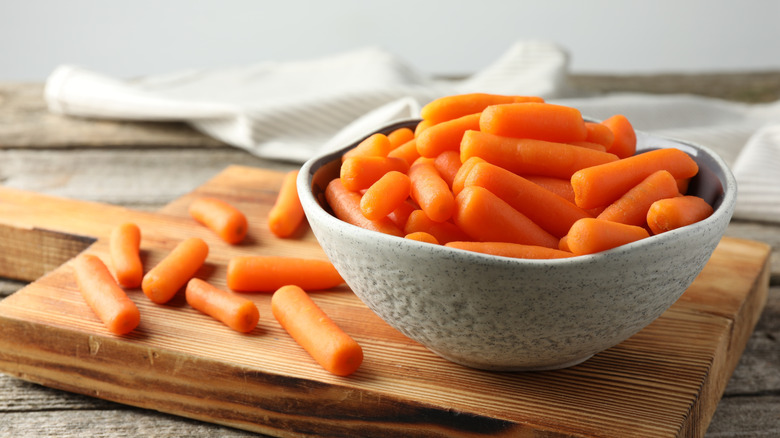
[44,41,780,223]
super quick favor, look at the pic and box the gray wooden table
[1,77,778,437]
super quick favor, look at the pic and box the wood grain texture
[0,165,771,437]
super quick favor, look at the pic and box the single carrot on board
[597,170,680,227]
[339,156,409,191]
[271,285,363,376]
[451,156,485,195]
[142,237,209,304]
[433,150,461,188]
[109,222,143,288]
[185,278,259,333]
[571,147,699,209]
[227,256,344,292]
[342,133,393,161]
[647,195,714,234]
[408,159,456,223]
[600,114,637,159]
[565,218,650,255]
[445,241,574,259]
[460,130,619,179]
[420,93,545,124]
[479,102,588,143]
[453,186,560,249]
[189,197,248,245]
[584,121,615,148]
[268,170,305,238]
[463,161,592,238]
[360,171,411,221]
[387,127,415,148]
[72,254,141,335]
[404,231,440,244]
[387,138,421,166]
[416,112,481,158]
[403,209,470,244]
[325,178,404,236]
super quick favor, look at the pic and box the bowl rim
[298,118,737,266]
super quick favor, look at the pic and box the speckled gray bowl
[297,119,736,371]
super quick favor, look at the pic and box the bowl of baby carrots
[298,93,737,371]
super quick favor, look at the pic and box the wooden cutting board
[0,165,770,438]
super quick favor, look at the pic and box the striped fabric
[732,125,780,222]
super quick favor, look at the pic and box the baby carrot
[414,119,434,137]
[597,170,680,227]
[189,197,248,244]
[387,127,415,148]
[340,156,409,191]
[185,278,259,333]
[387,138,421,166]
[571,147,699,209]
[109,222,143,288]
[272,285,363,376]
[677,178,690,195]
[460,130,619,179]
[584,121,615,148]
[142,237,209,304]
[647,195,714,234]
[433,150,462,188]
[445,241,574,259]
[405,231,440,244]
[408,159,456,223]
[420,93,544,124]
[403,209,471,244]
[360,171,411,221]
[600,114,637,159]
[325,178,404,236]
[464,161,592,238]
[565,218,650,255]
[453,186,559,248]
[387,199,417,230]
[479,102,588,143]
[451,156,485,195]
[416,112,481,158]
[268,170,305,238]
[524,175,576,204]
[342,133,393,161]
[227,256,344,292]
[72,254,141,335]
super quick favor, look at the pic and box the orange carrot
[460,130,619,179]
[109,222,143,288]
[584,121,615,148]
[445,241,574,259]
[408,159,456,223]
[600,114,636,159]
[403,209,470,244]
[676,178,690,195]
[558,235,570,252]
[404,231,440,244]
[421,93,545,124]
[271,285,363,376]
[325,178,404,236]
[567,141,607,152]
[464,161,592,238]
[360,171,411,221]
[647,195,714,234]
[597,170,680,227]
[268,170,305,238]
[227,256,344,292]
[185,278,259,333]
[189,197,248,244]
[479,102,588,143]
[142,237,209,304]
[387,138,421,166]
[453,186,559,248]
[416,112,481,158]
[565,218,650,255]
[387,199,417,229]
[524,175,577,204]
[339,156,409,191]
[387,127,415,148]
[73,254,141,335]
[451,156,485,195]
[342,133,393,161]
[571,147,699,209]
[414,119,434,137]
[433,150,462,188]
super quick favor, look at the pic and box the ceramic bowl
[297,119,737,371]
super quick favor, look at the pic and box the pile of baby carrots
[71,185,363,377]
[326,92,714,259]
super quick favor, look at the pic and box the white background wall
[1,0,779,81]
